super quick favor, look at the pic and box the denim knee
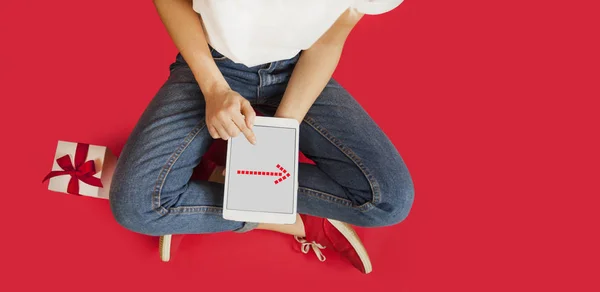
[109,182,161,236]
[380,183,415,226]
[360,176,415,227]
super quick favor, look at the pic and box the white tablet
[223,116,299,224]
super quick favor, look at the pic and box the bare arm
[153,0,226,97]
[153,0,256,143]
[275,9,364,122]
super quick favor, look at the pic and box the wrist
[275,110,303,124]
[202,80,230,101]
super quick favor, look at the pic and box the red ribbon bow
[42,143,103,195]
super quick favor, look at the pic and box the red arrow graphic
[236,164,292,185]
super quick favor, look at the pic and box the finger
[233,113,256,145]
[215,124,230,140]
[241,100,256,129]
[208,125,220,139]
[222,168,226,176]
[223,119,241,138]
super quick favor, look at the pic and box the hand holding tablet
[223,116,299,224]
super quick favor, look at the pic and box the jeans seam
[167,206,223,214]
[209,47,228,61]
[302,116,381,208]
[151,122,206,216]
[257,62,274,101]
[298,187,353,207]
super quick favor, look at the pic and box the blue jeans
[110,49,414,236]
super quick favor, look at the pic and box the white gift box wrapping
[46,141,117,199]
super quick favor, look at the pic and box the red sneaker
[295,214,373,274]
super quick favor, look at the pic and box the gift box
[43,141,117,199]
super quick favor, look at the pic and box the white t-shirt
[192,0,403,67]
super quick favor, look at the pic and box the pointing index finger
[233,114,256,145]
[241,101,256,129]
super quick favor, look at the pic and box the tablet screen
[226,125,297,214]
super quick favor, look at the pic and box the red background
[1,0,599,291]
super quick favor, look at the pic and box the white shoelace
[295,236,327,262]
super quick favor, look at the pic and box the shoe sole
[159,235,172,262]
[327,219,373,274]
